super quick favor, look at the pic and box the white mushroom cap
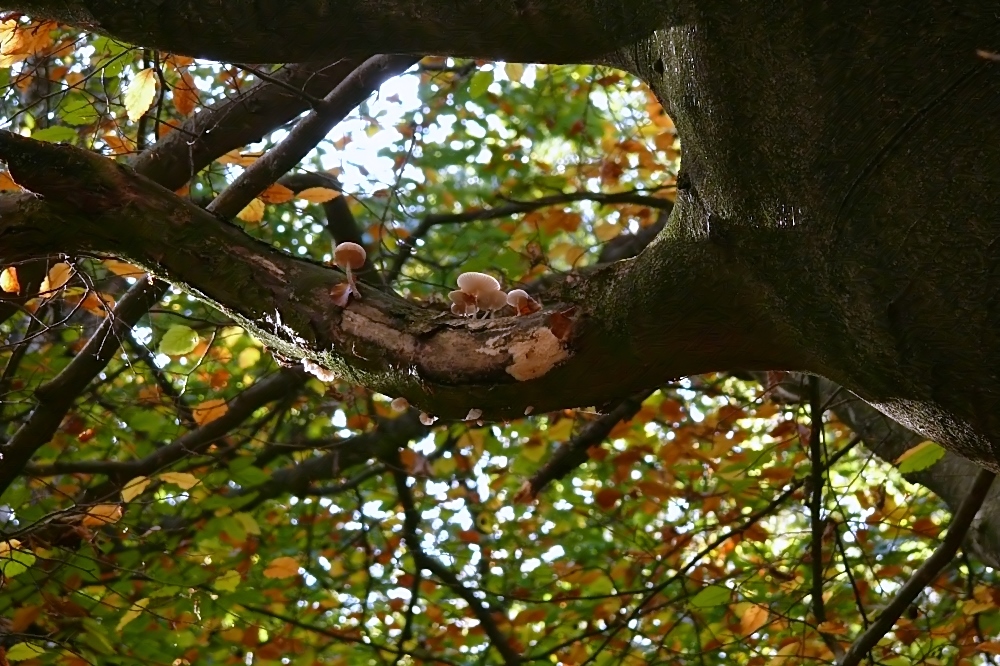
[334,242,366,269]
[449,290,479,316]
[507,288,541,314]
[457,271,500,295]
[506,289,531,307]
[477,289,508,311]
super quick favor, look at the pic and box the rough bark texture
[3,4,1000,468]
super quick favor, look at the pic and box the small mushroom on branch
[506,288,541,316]
[452,271,507,318]
[331,242,366,306]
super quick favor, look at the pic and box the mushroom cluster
[448,272,540,318]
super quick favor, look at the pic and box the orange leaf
[172,68,199,116]
[0,170,20,191]
[40,262,72,294]
[192,398,228,426]
[263,556,300,579]
[81,504,123,526]
[741,604,769,635]
[297,187,341,203]
[259,183,295,204]
[0,266,19,294]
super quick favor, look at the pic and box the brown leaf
[172,68,199,116]
[298,187,341,203]
[594,488,622,510]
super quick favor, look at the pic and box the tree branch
[208,55,416,219]
[840,468,996,666]
[391,458,522,665]
[0,277,168,498]
[0,132,807,421]
[11,0,667,64]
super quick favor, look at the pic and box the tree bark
[6,0,667,63]
[3,2,1000,471]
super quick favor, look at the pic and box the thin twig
[840,467,996,666]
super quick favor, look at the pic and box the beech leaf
[896,440,946,474]
[263,556,300,579]
[297,186,341,203]
[159,324,199,356]
[123,68,158,121]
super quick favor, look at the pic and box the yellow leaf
[0,539,21,557]
[236,198,265,223]
[741,603,769,635]
[81,504,123,526]
[263,556,300,579]
[103,259,143,277]
[40,261,72,294]
[0,266,20,294]
[238,347,261,369]
[121,476,150,503]
[192,398,228,426]
[116,597,149,631]
[505,62,525,83]
[259,183,294,204]
[297,187,341,203]
[123,68,158,122]
[158,471,200,490]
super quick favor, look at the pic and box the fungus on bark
[331,241,366,306]
[506,288,541,316]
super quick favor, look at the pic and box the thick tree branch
[840,468,996,666]
[11,0,667,64]
[0,132,801,422]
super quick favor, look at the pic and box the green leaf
[896,441,946,474]
[6,642,46,661]
[469,69,493,98]
[58,92,102,126]
[0,548,36,579]
[30,126,78,143]
[689,585,730,608]
[159,324,199,355]
[213,569,241,592]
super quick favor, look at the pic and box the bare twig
[840,467,996,666]
[526,390,655,497]
[208,55,417,219]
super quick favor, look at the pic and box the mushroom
[454,271,507,318]
[449,290,479,317]
[391,397,409,412]
[507,289,541,316]
[477,288,508,316]
[457,271,500,294]
[332,241,366,305]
